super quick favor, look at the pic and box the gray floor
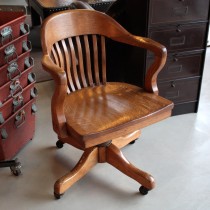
[0,48,209,210]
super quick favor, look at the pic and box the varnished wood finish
[106,144,155,190]
[41,10,169,139]
[54,142,155,195]
[112,130,141,148]
[41,10,174,197]
[64,82,173,148]
[54,147,98,195]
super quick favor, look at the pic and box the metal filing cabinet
[107,0,210,115]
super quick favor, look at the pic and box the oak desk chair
[41,9,174,199]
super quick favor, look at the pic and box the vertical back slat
[51,46,59,65]
[55,42,64,69]
[68,37,81,90]
[76,36,87,88]
[61,39,75,92]
[100,36,106,84]
[51,34,107,92]
[84,35,94,86]
[92,35,100,85]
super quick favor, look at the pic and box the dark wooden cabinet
[106,0,210,115]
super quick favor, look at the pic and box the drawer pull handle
[28,72,36,83]
[10,80,23,98]
[30,87,38,98]
[15,110,26,128]
[0,113,5,125]
[13,95,24,113]
[22,41,29,52]
[1,26,13,46]
[176,25,182,33]
[4,44,16,56]
[4,44,18,64]
[171,82,176,88]
[20,23,30,35]
[1,128,8,140]
[32,103,38,114]
[7,62,22,80]
[24,57,34,69]
[22,41,32,53]
[173,57,178,62]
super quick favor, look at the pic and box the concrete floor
[0,48,209,209]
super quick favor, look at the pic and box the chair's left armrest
[42,55,68,138]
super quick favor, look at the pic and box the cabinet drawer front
[158,77,200,103]
[149,0,210,25]
[147,51,204,81]
[148,24,207,52]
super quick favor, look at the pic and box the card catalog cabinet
[0,6,37,161]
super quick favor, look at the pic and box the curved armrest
[42,55,68,138]
[109,29,166,94]
[133,36,167,94]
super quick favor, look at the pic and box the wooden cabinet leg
[54,147,98,195]
[106,144,155,190]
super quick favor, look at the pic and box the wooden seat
[64,83,172,148]
[41,9,174,199]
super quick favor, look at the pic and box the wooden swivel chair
[41,9,174,199]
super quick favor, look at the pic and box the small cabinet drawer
[158,77,200,104]
[149,0,210,26]
[148,23,207,52]
[147,51,204,81]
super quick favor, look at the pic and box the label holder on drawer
[1,26,13,46]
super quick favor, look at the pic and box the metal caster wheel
[54,192,64,199]
[56,140,64,149]
[129,140,136,145]
[139,186,149,195]
[11,168,21,176]
[10,160,22,176]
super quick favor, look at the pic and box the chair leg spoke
[54,147,98,195]
[106,144,155,191]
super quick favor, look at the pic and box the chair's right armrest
[129,36,167,95]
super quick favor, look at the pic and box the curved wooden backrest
[41,10,129,92]
[41,9,166,93]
